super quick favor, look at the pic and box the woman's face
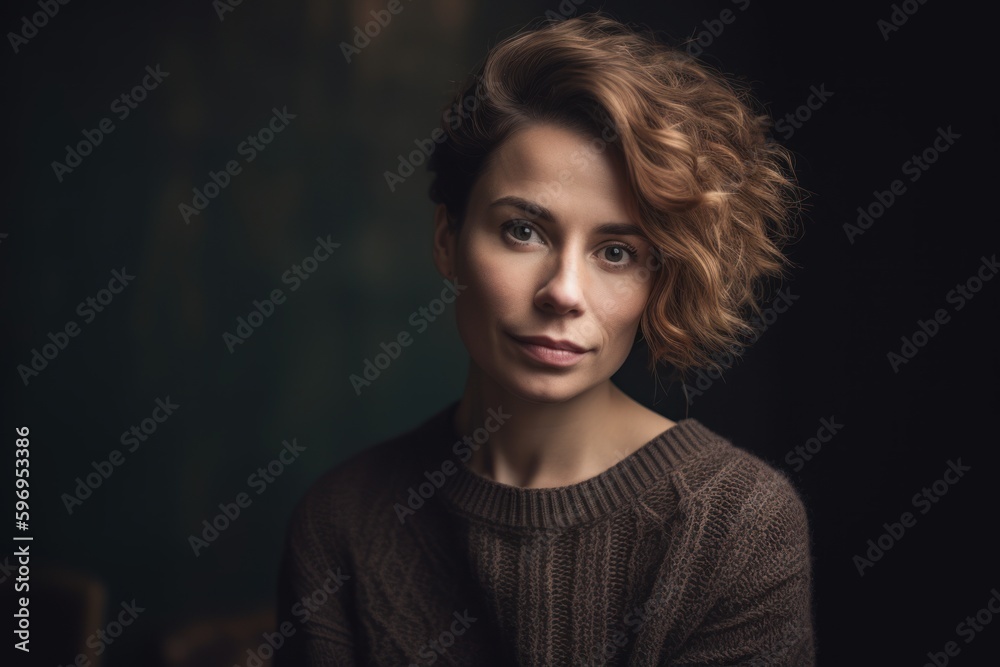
[434,122,660,403]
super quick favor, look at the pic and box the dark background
[2,0,996,665]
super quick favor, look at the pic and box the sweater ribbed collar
[431,399,722,529]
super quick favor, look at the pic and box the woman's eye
[510,223,535,242]
[502,221,542,245]
[603,246,627,263]
[601,244,639,268]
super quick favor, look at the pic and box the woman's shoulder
[669,421,810,530]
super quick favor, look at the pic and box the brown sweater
[275,400,816,666]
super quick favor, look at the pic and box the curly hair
[426,11,803,380]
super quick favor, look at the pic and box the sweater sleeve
[672,469,816,666]
[273,492,360,667]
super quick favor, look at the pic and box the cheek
[595,274,651,343]
[453,239,521,334]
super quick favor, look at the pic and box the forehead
[471,122,635,224]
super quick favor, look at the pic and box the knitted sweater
[274,400,816,666]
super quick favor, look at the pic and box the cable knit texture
[275,400,816,666]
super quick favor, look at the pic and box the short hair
[427,11,802,379]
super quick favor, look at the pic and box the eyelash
[500,220,640,270]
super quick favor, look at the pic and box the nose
[534,247,585,315]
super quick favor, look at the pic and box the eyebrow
[488,195,645,237]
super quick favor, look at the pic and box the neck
[453,362,641,488]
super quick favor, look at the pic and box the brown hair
[427,11,802,380]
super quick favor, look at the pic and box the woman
[277,11,814,666]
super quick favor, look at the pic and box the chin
[488,364,602,404]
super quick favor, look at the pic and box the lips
[509,334,589,353]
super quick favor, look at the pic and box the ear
[432,203,458,280]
